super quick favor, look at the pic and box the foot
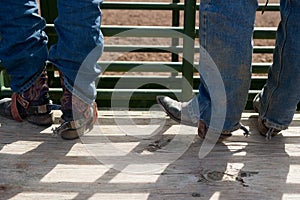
[253,93,281,140]
[257,118,280,140]
[197,120,232,142]
[52,72,98,140]
[156,96,198,127]
[0,70,54,126]
[52,101,98,140]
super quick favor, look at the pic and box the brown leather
[197,121,232,142]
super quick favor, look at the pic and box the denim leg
[0,0,48,93]
[198,0,258,132]
[259,0,300,130]
[48,0,104,104]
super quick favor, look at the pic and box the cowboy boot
[156,96,199,127]
[52,72,98,140]
[0,70,54,126]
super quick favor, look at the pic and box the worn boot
[253,93,281,140]
[197,121,232,142]
[156,96,199,127]
[0,70,54,126]
[257,118,281,140]
[52,72,98,140]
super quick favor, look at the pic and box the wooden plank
[1,111,300,199]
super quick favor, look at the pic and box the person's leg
[0,0,53,125]
[198,0,258,136]
[49,0,104,139]
[157,0,258,140]
[257,0,300,138]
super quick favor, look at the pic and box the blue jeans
[198,0,257,133]
[198,0,300,132]
[259,0,300,130]
[0,0,103,104]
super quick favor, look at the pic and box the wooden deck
[1,110,300,200]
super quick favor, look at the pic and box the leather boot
[52,72,98,140]
[0,70,54,126]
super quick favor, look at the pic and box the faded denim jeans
[259,0,300,130]
[198,0,300,132]
[0,0,104,104]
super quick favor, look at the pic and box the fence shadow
[0,112,299,200]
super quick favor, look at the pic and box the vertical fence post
[40,0,58,47]
[171,0,180,63]
[0,71,4,97]
[40,0,57,24]
[181,0,196,101]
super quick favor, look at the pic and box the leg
[257,0,300,138]
[157,0,258,140]
[198,0,257,134]
[0,0,53,125]
[49,0,104,139]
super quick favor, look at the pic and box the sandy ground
[101,0,280,64]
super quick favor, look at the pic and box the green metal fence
[0,1,280,109]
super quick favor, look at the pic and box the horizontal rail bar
[104,45,182,53]
[101,26,184,37]
[97,61,271,73]
[195,27,277,39]
[45,25,277,39]
[257,3,280,11]
[45,25,184,38]
[98,61,182,72]
[1,61,272,74]
[252,62,271,73]
[104,45,274,54]
[101,2,185,10]
[253,46,275,54]
[252,27,277,39]
[97,75,267,90]
[101,2,280,12]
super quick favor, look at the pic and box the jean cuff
[63,78,95,105]
[259,116,288,131]
[16,67,45,94]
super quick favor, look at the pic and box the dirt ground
[101,0,280,64]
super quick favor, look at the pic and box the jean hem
[16,67,45,94]
[259,116,288,130]
[63,78,95,105]
[200,119,241,135]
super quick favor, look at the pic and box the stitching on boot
[11,93,25,122]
